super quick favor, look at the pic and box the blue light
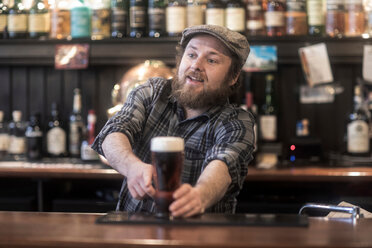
[290,155,296,162]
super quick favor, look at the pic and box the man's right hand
[126,163,156,200]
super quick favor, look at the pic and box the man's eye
[188,53,195,58]
[208,59,216,64]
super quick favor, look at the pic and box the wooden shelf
[0,36,371,66]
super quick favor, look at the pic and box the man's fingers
[173,184,192,199]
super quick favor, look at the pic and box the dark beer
[151,136,184,218]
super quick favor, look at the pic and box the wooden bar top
[0,211,371,248]
[1,160,372,182]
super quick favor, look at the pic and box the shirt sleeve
[91,80,155,157]
[204,110,255,194]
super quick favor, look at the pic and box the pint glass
[151,136,184,218]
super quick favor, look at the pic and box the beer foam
[151,137,184,152]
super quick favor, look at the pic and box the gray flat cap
[180,25,250,68]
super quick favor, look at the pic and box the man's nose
[190,57,204,71]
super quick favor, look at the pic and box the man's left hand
[169,184,205,218]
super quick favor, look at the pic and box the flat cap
[180,25,250,68]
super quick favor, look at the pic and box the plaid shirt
[92,77,255,213]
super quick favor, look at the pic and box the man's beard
[171,70,233,109]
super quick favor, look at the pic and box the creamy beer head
[151,137,184,152]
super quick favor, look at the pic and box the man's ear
[229,71,241,87]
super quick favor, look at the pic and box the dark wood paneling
[81,69,98,123]
[11,67,28,120]
[45,67,64,122]
[0,67,10,119]
[29,67,46,123]
[62,70,79,121]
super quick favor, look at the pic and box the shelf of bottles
[1,0,372,65]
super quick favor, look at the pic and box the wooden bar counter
[0,211,372,248]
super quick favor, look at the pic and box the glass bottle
[111,0,128,38]
[70,0,91,39]
[307,0,325,36]
[325,0,345,37]
[225,0,245,33]
[8,110,26,160]
[264,0,286,36]
[91,0,111,40]
[259,74,278,142]
[0,110,9,158]
[344,0,365,36]
[166,0,186,36]
[50,0,71,39]
[46,102,67,157]
[0,0,8,39]
[187,0,204,27]
[28,0,50,39]
[69,88,84,157]
[129,0,147,37]
[346,84,370,156]
[8,0,28,38]
[285,0,307,35]
[245,0,265,36]
[80,110,99,161]
[366,0,372,35]
[25,113,43,161]
[206,0,225,27]
[148,0,166,37]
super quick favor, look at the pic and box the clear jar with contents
[264,0,286,36]
[325,0,345,37]
[246,0,265,35]
[344,0,365,36]
[286,0,307,35]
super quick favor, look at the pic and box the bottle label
[8,136,26,154]
[259,115,277,141]
[226,7,245,32]
[69,122,81,155]
[148,7,165,30]
[166,6,186,33]
[71,7,91,38]
[130,6,146,28]
[91,9,111,38]
[25,130,43,138]
[47,127,66,155]
[8,14,28,32]
[0,133,9,151]
[347,120,369,153]
[286,0,306,12]
[206,8,225,26]
[81,141,99,160]
[111,8,127,30]
[307,0,325,26]
[29,13,50,33]
[187,5,204,27]
[265,11,285,27]
[0,15,7,31]
[247,20,264,30]
[327,0,345,11]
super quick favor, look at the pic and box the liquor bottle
[285,0,307,35]
[50,0,71,39]
[246,0,265,36]
[225,0,245,33]
[259,74,278,142]
[206,0,225,27]
[307,0,325,36]
[46,103,67,157]
[80,110,99,161]
[8,110,26,160]
[344,0,365,37]
[70,0,91,39]
[69,88,84,157]
[367,0,372,35]
[346,85,370,156]
[91,0,111,40]
[0,0,8,39]
[263,0,286,36]
[111,0,128,38]
[7,0,28,38]
[187,0,203,27]
[166,0,186,36]
[325,0,345,37]
[28,0,50,39]
[129,0,147,37]
[148,0,166,37]
[25,113,43,160]
[0,110,9,158]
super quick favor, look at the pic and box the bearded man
[92,25,255,218]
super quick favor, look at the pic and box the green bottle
[28,0,50,39]
[0,0,8,38]
[8,0,28,38]
[71,0,91,38]
[148,0,166,37]
[111,0,128,38]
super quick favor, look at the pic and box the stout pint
[151,136,184,218]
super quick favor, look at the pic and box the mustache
[184,70,206,81]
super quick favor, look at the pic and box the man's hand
[169,184,205,218]
[126,163,156,200]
